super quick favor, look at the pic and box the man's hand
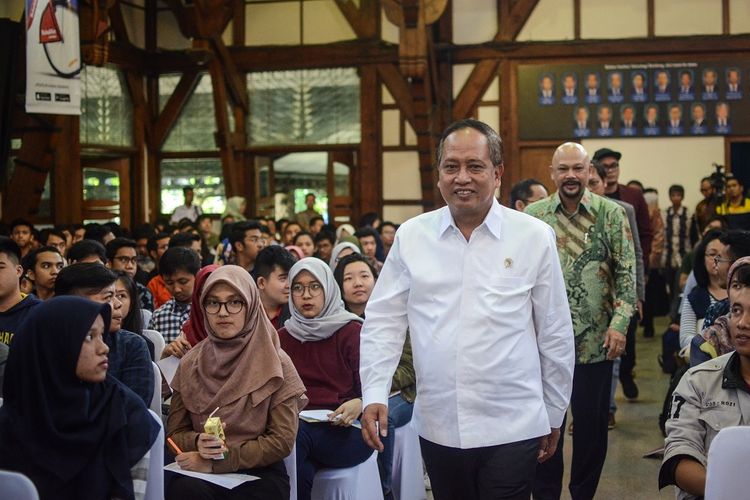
[537,427,560,463]
[162,334,191,359]
[175,451,213,473]
[361,403,388,452]
[329,398,362,427]
[603,329,627,360]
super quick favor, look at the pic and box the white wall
[452,0,497,44]
[581,0,648,39]
[517,0,574,41]
[654,0,722,36]
[581,137,724,211]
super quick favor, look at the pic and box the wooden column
[53,116,83,223]
[357,65,381,220]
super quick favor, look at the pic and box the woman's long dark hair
[115,271,143,335]
[693,229,727,289]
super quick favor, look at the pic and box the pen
[167,437,183,455]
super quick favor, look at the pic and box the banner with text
[518,61,750,141]
[25,0,81,115]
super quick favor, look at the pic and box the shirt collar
[722,352,750,394]
[438,198,504,240]
[551,188,593,215]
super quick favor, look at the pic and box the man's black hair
[83,223,112,244]
[23,246,63,273]
[230,221,263,246]
[196,214,213,225]
[510,179,546,209]
[70,223,84,232]
[309,216,324,227]
[668,184,685,197]
[252,246,296,281]
[38,228,66,245]
[259,225,272,236]
[183,186,194,194]
[10,218,34,233]
[314,231,335,245]
[132,223,155,241]
[437,119,503,167]
[0,237,21,265]
[159,247,201,277]
[358,213,379,228]
[67,240,107,264]
[591,163,607,184]
[169,232,200,249]
[177,219,195,231]
[147,232,171,253]
[55,263,118,296]
[105,238,137,262]
[726,174,743,186]
[103,222,124,238]
[720,230,750,261]
[627,180,645,190]
[379,221,397,232]
[354,226,379,240]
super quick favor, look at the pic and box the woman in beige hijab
[167,265,306,500]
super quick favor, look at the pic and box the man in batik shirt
[526,142,636,500]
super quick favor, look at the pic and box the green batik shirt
[525,189,636,364]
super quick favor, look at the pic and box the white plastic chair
[145,409,165,500]
[141,309,153,329]
[150,362,162,416]
[284,447,383,500]
[142,329,166,360]
[391,420,426,500]
[0,470,39,500]
[705,425,750,499]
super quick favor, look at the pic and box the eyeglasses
[713,256,734,267]
[114,256,138,265]
[204,299,246,315]
[291,283,324,297]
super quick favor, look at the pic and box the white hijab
[329,242,361,271]
[336,224,356,242]
[284,258,362,342]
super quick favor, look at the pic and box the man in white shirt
[359,119,575,499]
[170,186,202,224]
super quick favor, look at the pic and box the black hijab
[0,296,159,500]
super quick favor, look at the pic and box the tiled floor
[424,317,677,500]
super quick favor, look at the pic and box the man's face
[692,106,705,122]
[588,172,606,196]
[310,219,324,236]
[151,237,169,262]
[700,180,714,199]
[550,147,590,201]
[163,270,195,304]
[576,108,588,122]
[598,155,620,185]
[46,234,67,256]
[284,224,301,245]
[305,195,315,210]
[541,77,553,91]
[110,246,138,278]
[598,107,611,122]
[237,229,264,262]
[680,73,691,86]
[257,265,289,309]
[199,218,213,233]
[315,239,333,261]
[717,104,729,120]
[359,236,377,259]
[623,107,634,122]
[29,251,64,294]
[11,225,32,249]
[669,191,683,207]
[527,184,548,203]
[73,228,86,244]
[610,73,621,88]
[729,287,750,358]
[586,74,598,89]
[633,74,644,89]
[657,72,668,87]
[727,179,743,199]
[564,76,575,91]
[704,71,717,86]
[81,283,122,333]
[646,107,657,121]
[728,70,740,85]
[136,238,149,257]
[436,128,501,222]
[669,106,681,122]
[380,225,396,246]
[0,253,22,301]
[184,189,194,205]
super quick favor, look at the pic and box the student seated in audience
[107,237,154,312]
[162,264,219,359]
[354,227,384,273]
[313,231,335,262]
[0,296,160,500]
[67,238,107,264]
[114,271,156,361]
[84,222,116,245]
[149,247,199,344]
[230,221,266,273]
[293,231,315,258]
[56,263,155,406]
[659,257,750,498]
[38,227,68,257]
[283,221,303,246]
[252,246,295,329]
[167,265,306,500]
[21,245,64,301]
[278,258,371,500]
[334,253,416,499]
[328,241,361,272]
[146,232,171,308]
[0,237,41,396]
[9,218,35,257]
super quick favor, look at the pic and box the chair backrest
[150,362,162,415]
[141,309,153,328]
[144,409,165,500]
[142,329,166,360]
[705,425,750,499]
[0,470,39,500]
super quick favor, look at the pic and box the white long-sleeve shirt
[360,200,575,449]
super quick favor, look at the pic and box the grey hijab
[284,258,362,342]
[329,242,361,271]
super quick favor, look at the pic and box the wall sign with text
[518,62,748,141]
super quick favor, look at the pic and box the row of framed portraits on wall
[570,101,731,138]
[538,68,743,106]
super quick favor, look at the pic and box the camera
[708,163,726,202]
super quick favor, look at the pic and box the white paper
[157,356,180,387]
[164,462,258,488]
[299,409,362,429]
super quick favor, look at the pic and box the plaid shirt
[137,282,154,312]
[148,298,190,343]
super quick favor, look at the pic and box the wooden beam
[573,0,581,40]
[335,0,368,38]
[647,0,655,37]
[499,0,539,42]
[151,71,201,148]
[163,0,198,39]
[210,36,248,111]
[376,63,416,130]
[232,0,245,45]
[208,57,241,197]
[723,0,730,35]
[357,66,382,219]
[452,59,499,119]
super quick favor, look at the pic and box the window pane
[248,68,360,146]
[80,65,134,147]
[160,158,226,215]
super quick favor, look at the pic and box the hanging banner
[25,0,81,115]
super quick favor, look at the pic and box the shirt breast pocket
[487,277,528,310]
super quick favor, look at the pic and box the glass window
[160,158,226,215]
[80,65,133,147]
[247,68,360,146]
[273,152,329,221]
